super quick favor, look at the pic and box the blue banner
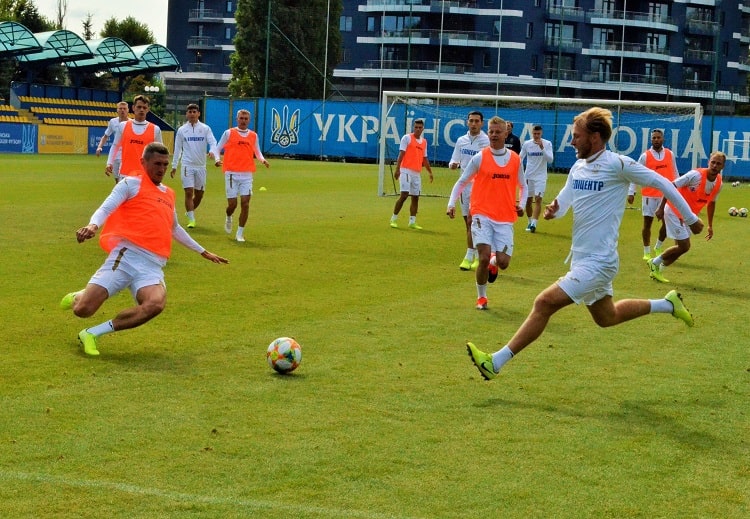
[0,124,37,153]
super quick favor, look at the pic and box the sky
[35,1,169,45]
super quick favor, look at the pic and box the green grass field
[0,154,748,518]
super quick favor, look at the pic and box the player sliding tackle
[466,107,704,380]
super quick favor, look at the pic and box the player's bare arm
[75,224,99,243]
[544,199,559,219]
[201,250,229,264]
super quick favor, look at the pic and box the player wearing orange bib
[213,109,269,242]
[389,119,434,230]
[106,95,163,180]
[447,116,526,310]
[60,143,228,356]
[627,129,678,260]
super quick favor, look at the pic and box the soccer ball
[266,337,302,374]
[732,181,740,187]
[729,206,739,216]
[740,207,748,217]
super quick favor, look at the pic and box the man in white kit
[448,110,489,271]
[170,103,218,229]
[519,124,554,233]
[95,101,129,182]
[106,95,163,179]
[466,107,704,381]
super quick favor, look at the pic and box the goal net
[378,92,702,197]
[721,139,750,179]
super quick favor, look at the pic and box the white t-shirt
[519,138,553,179]
[103,117,124,160]
[553,150,698,255]
[449,131,490,170]
[172,121,218,169]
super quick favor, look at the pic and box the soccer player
[466,107,704,380]
[107,95,163,179]
[647,151,725,283]
[170,103,218,229]
[504,121,521,154]
[60,143,228,356]
[446,116,526,310]
[627,129,678,260]
[519,124,554,233]
[213,109,269,242]
[448,110,489,270]
[96,101,129,182]
[389,119,434,230]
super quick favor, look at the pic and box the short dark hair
[186,103,200,111]
[468,111,484,121]
[132,94,150,106]
[651,128,664,136]
[533,125,543,131]
[413,119,425,126]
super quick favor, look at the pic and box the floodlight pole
[261,0,272,152]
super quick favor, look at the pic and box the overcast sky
[36,1,168,45]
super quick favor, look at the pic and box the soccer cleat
[642,253,652,261]
[466,342,496,380]
[60,292,77,310]
[525,223,532,232]
[389,220,398,228]
[78,329,100,356]
[654,247,663,257]
[224,217,232,234]
[476,296,488,310]
[470,258,479,271]
[529,224,536,233]
[408,223,423,230]
[236,234,246,243]
[665,290,694,327]
[187,219,196,229]
[459,258,472,271]
[648,259,669,283]
[488,255,499,284]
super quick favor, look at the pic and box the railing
[588,41,669,55]
[380,28,489,41]
[683,79,714,90]
[187,62,216,73]
[364,0,478,7]
[546,6,585,20]
[363,59,471,73]
[544,37,583,51]
[587,9,674,25]
[187,36,217,48]
[543,68,580,81]
[685,18,720,34]
[684,49,717,62]
[580,72,667,85]
[188,9,223,20]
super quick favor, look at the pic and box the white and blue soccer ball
[266,337,302,374]
[740,207,748,217]
[729,206,739,216]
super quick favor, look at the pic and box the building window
[340,16,353,32]
[340,48,351,65]
[367,17,376,32]
[723,42,729,57]
[225,27,232,40]
[483,52,491,68]
[534,0,541,6]
[226,1,232,13]
[531,55,538,71]
[526,23,533,39]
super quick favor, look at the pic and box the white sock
[530,218,537,226]
[651,256,664,266]
[644,245,651,254]
[655,240,664,249]
[649,298,673,314]
[226,215,232,222]
[187,210,195,220]
[465,248,474,261]
[391,214,398,222]
[491,346,514,372]
[237,226,245,236]
[87,320,115,337]
[409,216,416,225]
[476,283,487,298]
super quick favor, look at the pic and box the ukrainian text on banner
[38,126,87,154]
[0,123,37,153]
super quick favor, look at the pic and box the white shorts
[471,215,514,255]
[663,206,691,241]
[557,253,618,305]
[88,246,166,300]
[181,166,207,191]
[459,182,473,217]
[526,177,547,198]
[225,173,253,198]
[112,159,123,182]
[398,168,422,196]
[641,196,662,217]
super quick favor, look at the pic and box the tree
[230,0,342,99]
[54,0,67,30]
[101,16,155,46]
[81,12,95,40]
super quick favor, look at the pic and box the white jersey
[103,117,125,160]
[628,147,679,196]
[673,169,723,200]
[89,176,204,266]
[449,131,489,169]
[172,121,218,169]
[553,150,698,255]
[107,120,163,166]
[519,138,553,179]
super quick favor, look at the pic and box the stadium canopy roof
[109,44,180,75]
[63,37,139,71]
[16,30,93,64]
[0,21,43,57]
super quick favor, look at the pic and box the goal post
[720,139,750,179]
[378,91,703,197]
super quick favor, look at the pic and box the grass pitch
[0,155,748,518]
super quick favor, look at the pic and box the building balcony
[188,9,224,22]
[684,49,717,64]
[685,18,720,36]
[735,29,750,44]
[186,62,216,73]
[742,0,750,15]
[585,42,671,61]
[543,68,580,81]
[580,72,668,87]
[545,6,585,22]
[187,36,218,50]
[362,59,471,74]
[359,28,490,45]
[587,9,677,32]
[683,78,714,91]
[359,1,478,13]
[543,37,582,54]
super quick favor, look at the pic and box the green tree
[101,16,155,46]
[230,0,342,99]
